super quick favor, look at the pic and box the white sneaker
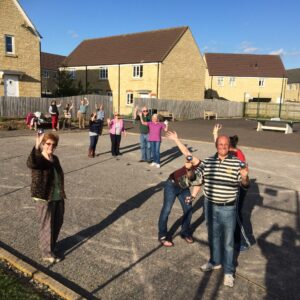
[156,164,160,168]
[200,262,222,272]
[224,274,234,287]
[151,162,156,167]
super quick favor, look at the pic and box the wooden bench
[157,110,175,121]
[204,110,217,120]
[250,119,299,134]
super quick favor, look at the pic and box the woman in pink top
[107,112,126,156]
[139,113,168,168]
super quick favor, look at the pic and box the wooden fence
[134,98,244,120]
[245,103,300,120]
[0,95,113,119]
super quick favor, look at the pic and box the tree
[54,70,82,96]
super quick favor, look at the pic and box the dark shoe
[139,160,145,162]
[181,235,194,244]
[159,237,174,247]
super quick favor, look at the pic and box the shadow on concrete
[0,240,99,300]
[257,190,300,300]
[57,182,164,257]
[160,145,196,167]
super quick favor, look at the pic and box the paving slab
[0,122,299,299]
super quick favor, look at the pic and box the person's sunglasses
[142,110,148,112]
[45,142,56,147]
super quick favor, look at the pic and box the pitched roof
[205,53,287,78]
[287,68,300,84]
[41,52,66,70]
[15,0,42,38]
[63,26,189,67]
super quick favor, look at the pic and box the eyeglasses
[142,110,148,112]
[45,142,57,147]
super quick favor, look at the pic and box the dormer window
[5,35,15,54]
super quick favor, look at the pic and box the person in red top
[213,124,251,251]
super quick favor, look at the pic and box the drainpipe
[85,66,88,94]
[279,75,285,118]
[156,62,160,98]
[210,76,213,99]
[118,64,120,114]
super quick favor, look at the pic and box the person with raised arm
[166,130,249,288]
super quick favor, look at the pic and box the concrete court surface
[0,128,299,300]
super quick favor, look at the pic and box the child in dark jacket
[88,112,101,157]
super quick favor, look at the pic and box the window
[5,35,14,54]
[107,90,112,96]
[42,70,49,78]
[126,92,133,105]
[133,65,143,78]
[99,67,108,79]
[217,77,224,86]
[259,78,265,87]
[68,69,76,79]
[229,77,236,87]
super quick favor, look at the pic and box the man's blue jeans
[158,180,193,239]
[140,133,151,161]
[206,200,236,274]
[150,141,161,164]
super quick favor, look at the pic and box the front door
[4,75,19,96]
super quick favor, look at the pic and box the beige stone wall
[159,28,206,100]
[205,71,287,103]
[0,0,41,97]
[65,63,159,115]
[285,83,300,102]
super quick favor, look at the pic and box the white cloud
[67,30,79,39]
[239,41,259,53]
[269,48,285,55]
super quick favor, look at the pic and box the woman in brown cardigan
[27,132,66,263]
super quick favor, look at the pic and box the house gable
[0,0,41,97]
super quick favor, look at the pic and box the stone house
[41,52,66,97]
[0,0,41,97]
[204,53,287,103]
[285,68,300,102]
[62,26,206,114]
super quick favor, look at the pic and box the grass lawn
[0,260,58,300]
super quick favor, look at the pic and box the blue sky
[19,0,300,69]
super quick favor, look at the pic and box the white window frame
[5,35,15,54]
[126,92,134,105]
[229,77,236,87]
[133,65,143,78]
[99,67,108,79]
[259,78,265,87]
[217,76,224,86]
[68,69,76,79]
[42,70,49,78]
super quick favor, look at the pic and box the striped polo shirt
[195,153,241,204]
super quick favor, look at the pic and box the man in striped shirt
[166,132,249,288]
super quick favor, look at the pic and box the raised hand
[165,131,178,140]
